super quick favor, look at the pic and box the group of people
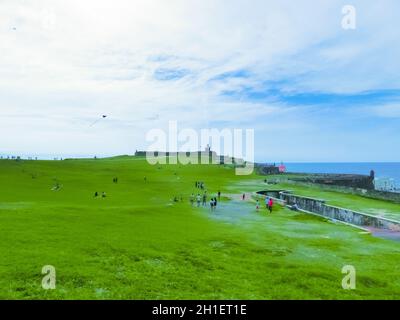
[190,184,222,212]
[209,197,218,211]
[255,197,274,213]
[93,177,119,199]
[94,191,107,198]
[173,195,184,202]
[190,192,207,207]
[195,181,205,190]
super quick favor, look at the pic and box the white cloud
[368,104,400,118]
[1,0,399,160]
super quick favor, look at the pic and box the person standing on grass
[210,198,214,211]
[256,200,260,212]
[268,198,274,213]
[242,193,245,201]
[265,197,269,209]
[196,193,201,207]
[202,192,207,207]
[190,193,195,206]
[218,191,221,200]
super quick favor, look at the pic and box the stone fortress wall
[255,190,400,231]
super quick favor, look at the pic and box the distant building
[135,148,218,163]
[135,150,146,156]
[278,163,286,173]
[135,147,246,166]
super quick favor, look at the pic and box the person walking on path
[202,192,207,206]
[268,198,274,213]
[218,191,221,200]
[242,193,245,201]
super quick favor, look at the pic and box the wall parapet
[255,190,400,231]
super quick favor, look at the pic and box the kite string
[89,119,101,127]
[89,115,107,127]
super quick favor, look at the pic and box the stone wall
[255,164,280,175]
[318,204,400,230]
[256,190,400,231]
[287,173,374,190]
[254,190,287,205]
[272,178,400,204]
[256,190,284,199]
[362,189,400,203]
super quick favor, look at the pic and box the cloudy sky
[1,0,400,161]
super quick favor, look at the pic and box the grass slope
[0,157,399,299]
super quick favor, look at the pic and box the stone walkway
[366,227,400,242]
[226,192,255,202]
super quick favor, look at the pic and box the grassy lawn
[0,157,400,299]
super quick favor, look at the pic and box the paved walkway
[366,227,400,242]
[226,192,255,202]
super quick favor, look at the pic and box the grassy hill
[0,157,400,299]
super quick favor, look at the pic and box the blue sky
[1,0,400,162]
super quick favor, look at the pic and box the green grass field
[1,157,400,299]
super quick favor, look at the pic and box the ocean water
[285,162,400,187]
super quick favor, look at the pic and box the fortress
[135,145,243,165]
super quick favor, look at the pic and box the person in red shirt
[268,198,274,213]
